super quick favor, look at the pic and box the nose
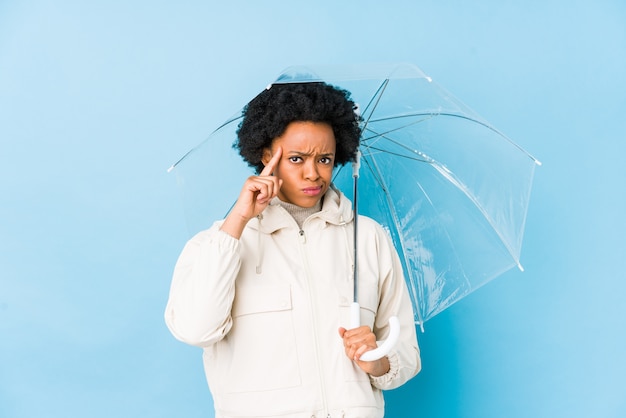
[303,159,320,180]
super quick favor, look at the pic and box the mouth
[302,186,323,196]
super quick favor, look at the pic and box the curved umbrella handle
[350,302,400,362]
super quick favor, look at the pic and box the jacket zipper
[297,227,330,417]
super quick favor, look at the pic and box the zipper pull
[299,229,306,244]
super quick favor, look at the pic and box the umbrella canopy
[168,63,540,330]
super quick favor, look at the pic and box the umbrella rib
[362,146,432,163]
[362,113,436,142]
[361,125,436,165]
[168,114,244,172]
[361,108,527,311]
[412,180,473,317]
[428,162,523,269]
[362,112,540,165]
[360,154,426,329]
[366,130,524,270]
[360,112,434,133]
[359,79,390,136]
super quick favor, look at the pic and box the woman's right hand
[220,147,283,239]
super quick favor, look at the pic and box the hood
[249,184,354,235]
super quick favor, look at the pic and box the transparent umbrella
[168,63,541,332]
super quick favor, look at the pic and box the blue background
[1,1,625,417]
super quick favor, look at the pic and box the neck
[278,199,322,228]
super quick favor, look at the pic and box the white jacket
[165,186,420,418]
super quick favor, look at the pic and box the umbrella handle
[350,302,400,362]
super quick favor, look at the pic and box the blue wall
[1,1,624,417]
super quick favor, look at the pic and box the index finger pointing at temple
[260,146,282,176]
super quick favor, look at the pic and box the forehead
[273,121,336,153]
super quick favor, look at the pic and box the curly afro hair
[235,82,362,174]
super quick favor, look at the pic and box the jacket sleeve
[164,222,241,347]
[369,225,421,390]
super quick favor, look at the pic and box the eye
[319,157,333,165]
[289,156,302,163]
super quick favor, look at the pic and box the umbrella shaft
[353,166,359,303]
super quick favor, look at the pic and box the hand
[220,147,283,239]
[338,326,390,377]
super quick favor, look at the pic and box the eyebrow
[287,151,335,157]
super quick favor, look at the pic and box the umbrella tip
[517,262,524,272]
[167,165,175,173]
[418,322,425,333]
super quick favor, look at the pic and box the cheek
[322,166,334,179]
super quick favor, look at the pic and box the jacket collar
[250,185,354,234]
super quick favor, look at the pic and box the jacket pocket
[213,284,302,394]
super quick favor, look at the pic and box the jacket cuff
[214,225,240,247]
[369,351,400,388]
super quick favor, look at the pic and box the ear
[261,148,272,167]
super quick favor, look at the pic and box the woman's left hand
[338,326,390,377]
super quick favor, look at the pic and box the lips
[302,186,323,196]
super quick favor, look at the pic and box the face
[262,121,336,208]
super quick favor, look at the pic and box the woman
[165,82,421,417]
